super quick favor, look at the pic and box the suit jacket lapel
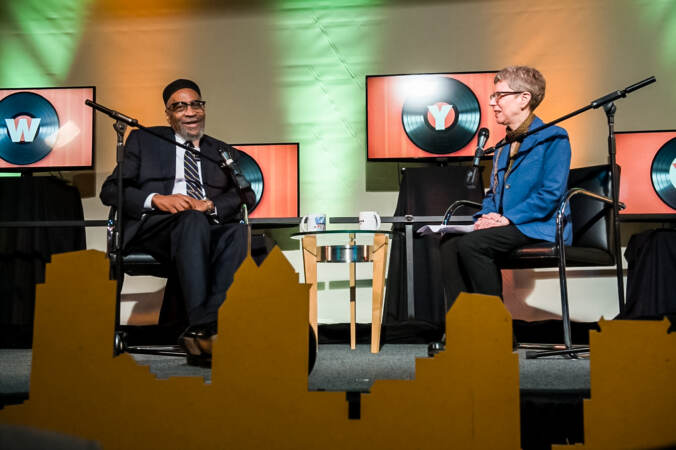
[159,128,177,194]
[200,137,217,186]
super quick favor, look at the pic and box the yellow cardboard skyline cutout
[554,318,676,450]
[0,249,523,449]
[1,249,676,449]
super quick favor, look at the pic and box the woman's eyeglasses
[489,91,525,101]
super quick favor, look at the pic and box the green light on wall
[274,0,383,215]
[0,0,93,87]
[638,0,676,70]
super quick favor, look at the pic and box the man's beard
[171,117,205,142]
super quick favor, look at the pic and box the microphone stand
[482,75,656,313]
[215,147,251,224]
[604,101,624,313]
[85,100,220,165]
[483,76,656,157]
[112,119,126,351]
[216,146,253,252]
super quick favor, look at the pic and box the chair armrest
[442,200,482,225]
[557,188,625,223]
[555,187,625,245]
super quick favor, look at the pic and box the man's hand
[151,194,202,213]
[193,198,215,213]
[474,213,510,230]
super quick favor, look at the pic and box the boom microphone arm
[85,99,219,165]
[479,75,656,315]
[480,76,656,155]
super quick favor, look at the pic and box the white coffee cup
[299,213,327,232]
[359,211,381,230]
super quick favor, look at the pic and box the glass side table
[291,230,392,353]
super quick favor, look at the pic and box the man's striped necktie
[184,141,204,200]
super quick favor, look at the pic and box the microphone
[466,127,490,186]
[84,99,138,126]
[218,147,251,191]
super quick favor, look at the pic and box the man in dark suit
[100,79,255,366]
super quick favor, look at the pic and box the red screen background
[0,87,94,170]
[233,143,299,219]
[616,130,676,215]
[367,73,502,160]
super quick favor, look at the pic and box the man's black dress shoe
[428,341,445,357]
[186,353,212,368]
[179,321,217,367]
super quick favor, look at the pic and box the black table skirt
[618,228,676,319]
[383,165,484,329]
[0,176,86,329]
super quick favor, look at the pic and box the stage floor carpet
[0,343,589,397]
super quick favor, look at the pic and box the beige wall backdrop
[3,0,674,323]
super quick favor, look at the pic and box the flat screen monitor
[0,86,95,172]
[616,129,676,217]
[367,72,501,161]
[232,143,299,218]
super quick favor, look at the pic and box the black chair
[443,165,624,358]
[107,208,170,278]
[106,207,186,356]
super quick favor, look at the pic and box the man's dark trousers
[126,210,248,325]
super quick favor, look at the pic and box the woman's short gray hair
[494,66,546,110]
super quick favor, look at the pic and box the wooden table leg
[301,236,318,339]
[349,233,356,350]
[370,233,388,353]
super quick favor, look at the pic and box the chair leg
[114,330,127,355]
[115,272,124,328]
[614,250,625,315]
[557,256,573,350]
[525,223,585,359]
[525,346,589,359]
[113,271,124,357]
[526,246,589,359]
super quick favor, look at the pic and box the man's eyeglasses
[167,100,206,112]
[489,91,525,101]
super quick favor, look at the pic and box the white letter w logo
[5,117,41,143]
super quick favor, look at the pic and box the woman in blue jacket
[440,66,572,310]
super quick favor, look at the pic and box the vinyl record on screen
[401,76,480,154]
[0,91,60,165]
[238,151,264,211]
[650,137,676,209]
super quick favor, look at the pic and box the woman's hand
[474,213,510,230]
